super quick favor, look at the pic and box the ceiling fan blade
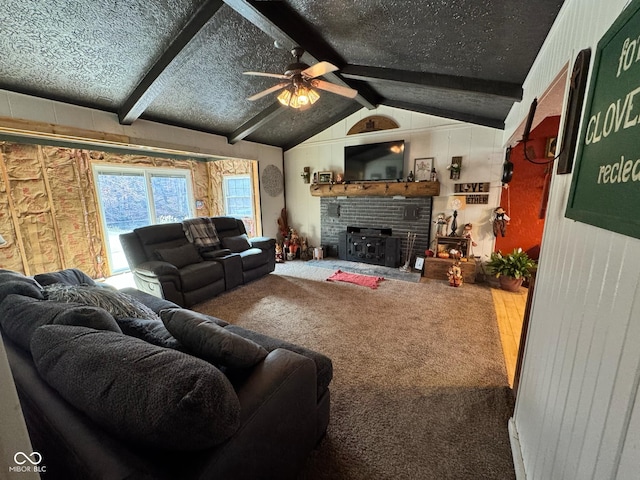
[247,82,289,101]
[302,61,338,79]
[243,71,289,80]
[311,79,358,99]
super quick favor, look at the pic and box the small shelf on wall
[310,181,440,198]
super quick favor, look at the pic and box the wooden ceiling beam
[342,65,523,100]
[118,0,225,125]
[228,102,285,144]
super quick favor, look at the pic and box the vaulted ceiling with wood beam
[0,0,565,151]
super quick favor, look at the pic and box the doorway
[499,66,568,393]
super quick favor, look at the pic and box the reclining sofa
[0,268,332,479]
[119,216,275,307]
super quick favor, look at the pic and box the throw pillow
[116,317,181,350]
[0,294,121,351]
[154,243,203,268]
[220,234,251,253]
[161,308,267,368]
[34,268,96,287]
[42,284,160,321]
[31,325,240,450]
[0,280,44,304]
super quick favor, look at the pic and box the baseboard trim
[509,417,526,479]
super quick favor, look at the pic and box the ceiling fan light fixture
[297,85,310,106]
[277,87,293,106]
[289,92,303,109]
[308,88,320,104]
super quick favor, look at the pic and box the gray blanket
[182,217,220,251]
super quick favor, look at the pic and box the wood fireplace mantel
[310,181,440,198]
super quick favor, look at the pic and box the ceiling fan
[244,47,358,109]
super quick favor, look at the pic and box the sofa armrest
[134,261,178,277]
[249,237,275,251]
[233,349,317,421]
[194,349,317,479]
[132,262,182,304]
[200,248,233,259]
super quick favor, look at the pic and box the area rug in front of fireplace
[305,258,421,283]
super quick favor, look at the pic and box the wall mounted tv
[344,140,405,182]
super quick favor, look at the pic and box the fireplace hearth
[338,226,402,267]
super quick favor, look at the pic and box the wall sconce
[0,234,8,248]
[301,167,310,184]
[447,156,462,180]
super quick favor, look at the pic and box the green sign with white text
[566,0,640,239]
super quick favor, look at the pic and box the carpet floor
[193,262,515,480]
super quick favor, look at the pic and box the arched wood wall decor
[347,116,399,135]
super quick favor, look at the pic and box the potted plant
[485,248,536,291]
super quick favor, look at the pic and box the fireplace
[338,226,402,267]
[320,197,432,261]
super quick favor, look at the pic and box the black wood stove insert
[338,226,402,267]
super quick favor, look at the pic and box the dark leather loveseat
[0,268,332,479]
[119,217,275,307]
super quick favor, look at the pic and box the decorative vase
[499,276,524,292]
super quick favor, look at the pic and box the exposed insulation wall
[209,159,252,216]
[0,142,243,278]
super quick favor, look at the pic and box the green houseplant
[485,248,537,291]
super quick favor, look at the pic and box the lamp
[446,196,466,237]
[277,88,292,106]
[277,76,320,110]
[0,234,7,248]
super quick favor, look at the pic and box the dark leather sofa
[119,217,276,307]
[0,268,332,480]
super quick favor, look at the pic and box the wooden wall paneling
[593,238,640,479]
[545,226,594,479]
[616,344,640,479]
[251,161,262,235]
[510,1,640,478]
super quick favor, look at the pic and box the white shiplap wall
[283,105,505,261]
[509,0,640,479]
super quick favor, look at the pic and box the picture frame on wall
[317,171,333,184]
[414,157,434,181]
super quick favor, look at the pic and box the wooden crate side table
[424,257,477,283]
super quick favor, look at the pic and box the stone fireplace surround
[320,197,433,261]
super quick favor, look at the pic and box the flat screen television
[344,140,405,182]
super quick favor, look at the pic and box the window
[223,175,255,236]
[94,166,194,273]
